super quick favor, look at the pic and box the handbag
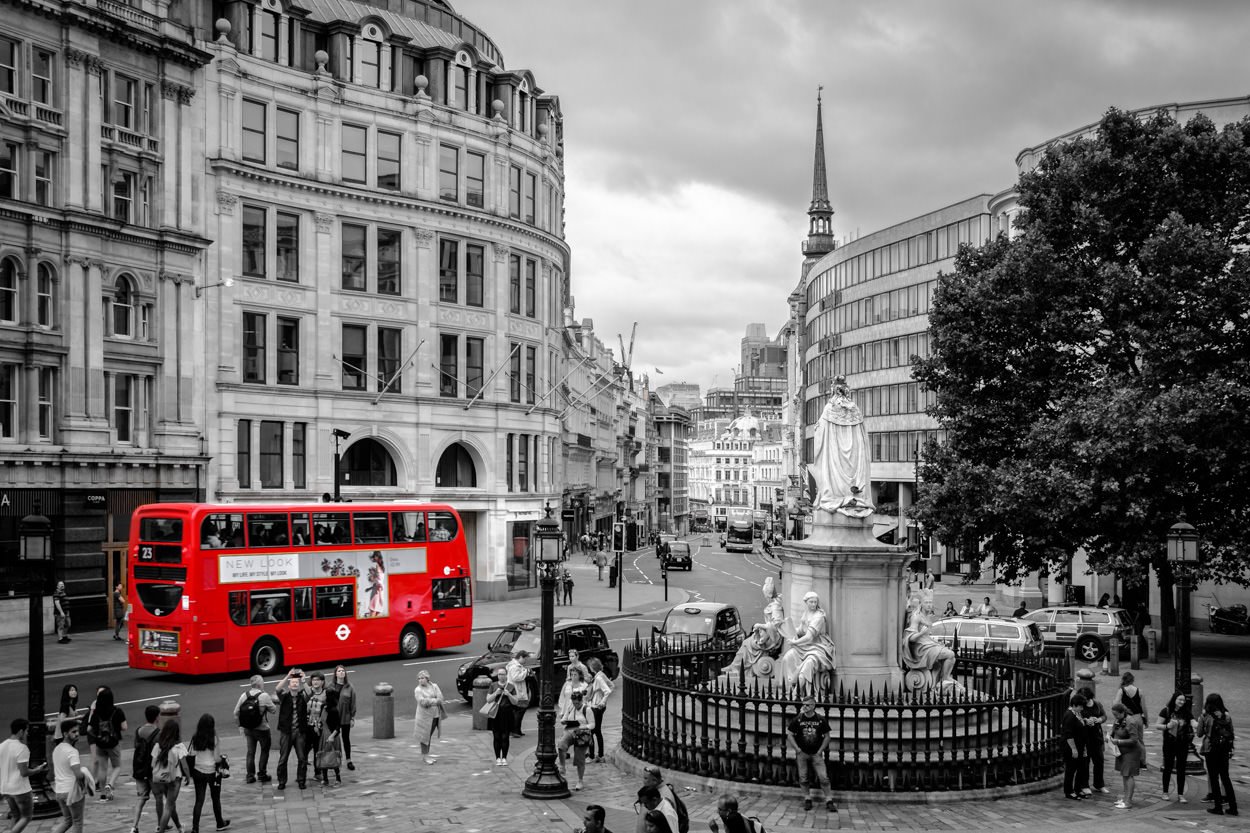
[480,698,500,719]
[316,734,342,770]
[572,727,593,748]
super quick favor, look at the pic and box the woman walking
[1155,690,1194,803]
[1196,692,1237,816]
[587,657,613,763]
[52,686,80,747]
[1113,672,1146,719]
[86,685,126,801]
[506,651,530,737]
[327,666,357,772]
[148,720,187,833]
[556,689,594,791]
[1108,702,1143,809]
[484,668,518,766]
[413,670,445,765]
[186,714,229,833]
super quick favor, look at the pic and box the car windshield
[669,544,690,556]
[490,627,542,657]
[663,612,714,636]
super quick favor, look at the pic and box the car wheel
[399,624,425,660]
[1075,635,1104,662]
[250,637,283,676]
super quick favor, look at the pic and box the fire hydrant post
[472,675,492,731]
[372,682,394,739]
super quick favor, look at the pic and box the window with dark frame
[276,212,299,282]
[377,131,400,190]
[509,343,521,403]
[439,333,458,397]
[508,165,521,218]
[466,151,485,207]
[277,317,299,385]
[506,433,513,492]
[292,422,306,489]
[465,244,484,307]
[438,144,458,201]
[525,345,536,405]
[377,227,401,295]
[237,419,251,488]
[260,420,283,488]
[524,258,536,317]
[377,327,401,393]
[276,108,299,170]
[243,312,266,383]
[242,99,266,163]
[509,254,521,314]
[525,172,536,224]
[465,336,483,399]
[341,223,367,291]
[342,124,367,183]
[341,323,367,390]
[242,206,266,277]
[438,238,458,303]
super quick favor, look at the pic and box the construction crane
[617,322,637,373]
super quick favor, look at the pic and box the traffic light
[612,522,625,552]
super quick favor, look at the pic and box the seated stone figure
[721,578,789,685]
[901,592,957,691]
[779,591,837,697]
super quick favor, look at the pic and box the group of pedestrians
[265,666,358,788]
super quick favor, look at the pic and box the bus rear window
[428,511,458,541]
[135,583,183,617]
[139,518,184,542]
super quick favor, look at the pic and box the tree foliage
[912,108,1250,590]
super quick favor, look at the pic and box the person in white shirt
[232,675,277,784]
[977,596,999,616]
[635,785,678,833]
[958,599,974,616]
[1,718,47,833]
[50,720,90,833]
[586,658,614,764]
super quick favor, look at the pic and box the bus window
[201,514,243,549]
[140,518,184,542]
[135,584,183,617]
[432,577,470,610]
[313,513,351,545]
[315,584,354,619]
[293,587,313,621]
[229,591,248,626]
[428,511,458,541]
[353,513,389,544]
[291,514,311,546]
[250,589,291,624]
[391,512,426,543]
[248,514,290,548]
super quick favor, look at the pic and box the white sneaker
[500,758,508,766]
[1080,788,1092,797]
[1098,787,1111,794]
[1163,792,1172,801]
[1178,796,1188,804]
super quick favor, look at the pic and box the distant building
[656,382,701,410]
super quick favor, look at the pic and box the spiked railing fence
[620,637,1070,792]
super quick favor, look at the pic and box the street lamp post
[20,505,59,817]
[1166,515,1200,698]
[331,428,351,502]
[522,503,570,799]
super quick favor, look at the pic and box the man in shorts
[1,719,47,833]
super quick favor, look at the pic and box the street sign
[561,509,576,521]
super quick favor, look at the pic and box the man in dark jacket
[274,669,310,790]
[708,794,752,833]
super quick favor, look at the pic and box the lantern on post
[20,505,58,817]
[1166,515,1200,698]
[522,503,570,799]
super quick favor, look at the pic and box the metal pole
[333,440,342,503]
[663,564,668,602]
[27,566,57,817]
[1175,571,1192,698]
[522,563,569,799]
[617,552,623,613]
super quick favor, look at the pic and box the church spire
[803,87,835,258]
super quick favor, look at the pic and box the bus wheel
[399,625,425,660]
[251,637,283,675]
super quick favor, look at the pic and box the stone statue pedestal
[777,510,911,692]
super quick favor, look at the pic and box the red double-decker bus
[127,502,473,675]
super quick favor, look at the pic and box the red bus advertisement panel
[128,502,472,675]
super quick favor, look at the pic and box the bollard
[471,675,492,731]
[1130,631,1141,670]
[609,563,618,588]
[158,699,181,730]
[1075,667,1096,699]
[1190,673,1204,713]
[1146,629,1158,664]
[1065,647,1077,687]
[1107,636,1120,677]
[372,682,395,739]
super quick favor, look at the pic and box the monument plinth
[778,508,911,691]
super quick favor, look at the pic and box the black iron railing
[620,640,1070,792]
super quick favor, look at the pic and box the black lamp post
[522,503,570,799]
[1166,515,1200,697]
[20,506,58,817]
[331,428,351,502]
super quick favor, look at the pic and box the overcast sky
[459,0,1250,395]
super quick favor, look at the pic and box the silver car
[1022,606,1134,661]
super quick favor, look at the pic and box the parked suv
[652,602,745,651]
[663,541,693,571]
[1022,605,1134,661]
[455,618,618,703]
[929,615,1045,659]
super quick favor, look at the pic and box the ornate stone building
[0,0,209,633]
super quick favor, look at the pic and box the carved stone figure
[812,376,873,518]
[721,578,788,682]
[900,593,958,692]
[779,591,837,696]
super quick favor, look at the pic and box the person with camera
[186,714,229,832]
[274,669,309,790]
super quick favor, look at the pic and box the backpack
[238,691,263,730]
[1209,716,1234,755]
[132,725,158,781]
[665,786,690,833]
[746,818,767,833]
[94,710,119,749]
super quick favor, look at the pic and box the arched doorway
[436,442,477,488]
[343,438,397,486]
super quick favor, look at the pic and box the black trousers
[1063,750,1084,796]
[1161,735,1187,795]
[591,706,607,759]
[1207,751,1236,809]
[340,723,352,761]
[189,770,224,832]
[243,728,271,778]
[1086,740,1104,790]
[275,730,307,786]
[489,706,513,759]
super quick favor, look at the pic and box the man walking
[578,804,614,833]
[50,720,89,833]
[274,669,309,790]
[128,705,165,833]
[235,675,277,783]
[53,582,71,643]
[562,569,575,605]
[1080,686,1109,795]
[2,719,47,833]
[787,695,836,812]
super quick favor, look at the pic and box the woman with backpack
[1196,692,1237,816]
[187,714,229,833]
[1155,690,1195,803]
[148,719,187,833]
[327,666,357,772]
[86,686,126,801]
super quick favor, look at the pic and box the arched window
[360,23,384,88]
[112,275,134,337]
[343,438,396,486]
[36,263,55,327]
[0,258,17,323]
[436,443,477,488]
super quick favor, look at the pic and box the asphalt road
[0,536,780,729]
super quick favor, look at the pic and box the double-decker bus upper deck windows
[293,586,313,620]
[139,518,184,542]
[432,577,470,610]
[353,513,389,544]
[427,511,458,541]
[229,591,248,626]
[250,589,292,624]
[391,512,426,542]
[291,513,311,546]
[313,513,351,545]
[315,584,354,619]
[248,513,291,547]
[202,514,244,549]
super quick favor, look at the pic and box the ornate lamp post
[522,503,570,799]
[1166,515,1200,697]
[331,428,351,501]
[21,505,58,817]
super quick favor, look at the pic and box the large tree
[912,108,1250,603]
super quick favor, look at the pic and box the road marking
[44,693,180,718]
[401,655,477,667]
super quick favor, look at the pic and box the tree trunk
[1156,560,1175,654]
